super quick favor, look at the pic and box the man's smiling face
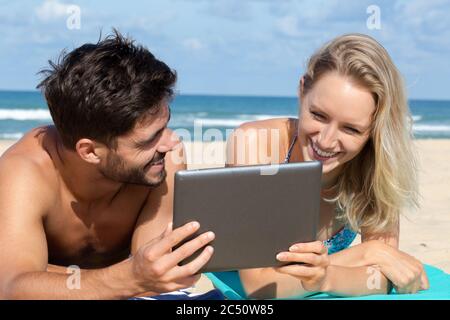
[99,102,177,187]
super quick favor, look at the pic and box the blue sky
[1,0,450,99]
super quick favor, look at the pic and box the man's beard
[99,151,167,187]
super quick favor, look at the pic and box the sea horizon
[1,89,450,141]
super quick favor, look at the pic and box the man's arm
[0,154,213,299]
[0,156,140,299]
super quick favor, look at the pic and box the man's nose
[157,130,180,153]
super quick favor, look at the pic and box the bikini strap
[284,133,298,163]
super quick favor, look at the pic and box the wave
[0,109,51,121]
[0,108,422,125]
[413,124,450,132]
[0,132,24,139]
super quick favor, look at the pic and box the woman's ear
[75,138,102,164]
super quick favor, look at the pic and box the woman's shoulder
[227,117,297,166]
[231,117,298,148]
[236,117,295,132]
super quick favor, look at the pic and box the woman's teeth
[312,143,338,158]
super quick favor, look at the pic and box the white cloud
[183,38,205,51]
[35,0,72,21]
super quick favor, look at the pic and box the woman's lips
[308,138,340,162]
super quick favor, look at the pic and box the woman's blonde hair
[302,33,419,234]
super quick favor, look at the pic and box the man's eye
[144,129,165,146]
[156,128,165,138]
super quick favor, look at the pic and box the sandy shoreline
[1,138,449,294]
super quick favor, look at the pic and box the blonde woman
[225,34,429,298]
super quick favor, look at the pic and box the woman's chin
[322,164,336,174]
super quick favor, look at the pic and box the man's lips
[150,158,165,166]
[148,153,166,165]
[143,156,165,171]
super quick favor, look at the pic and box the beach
[1,138,449,293]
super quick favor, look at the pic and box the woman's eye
[345,127,360,134]
[311,111,325,120]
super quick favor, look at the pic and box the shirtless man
[0,31,215,299]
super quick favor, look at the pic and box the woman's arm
[315,228,428,296]
[240,236,428,299]
[239,268,311,299]
[239,241,390,299]
[338,226,429,294]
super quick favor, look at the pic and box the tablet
[172,161,322,273]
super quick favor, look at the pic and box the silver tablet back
[173,161,322,273]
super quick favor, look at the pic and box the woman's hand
[275,241,330,292]
[367,241,429,294]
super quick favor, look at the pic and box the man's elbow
[1,277,21,300]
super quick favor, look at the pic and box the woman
[225,33,429,298]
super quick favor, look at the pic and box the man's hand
[131,221,215,294]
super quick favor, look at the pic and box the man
[0,31,215,299]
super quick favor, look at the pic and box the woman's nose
[318,125,338,150]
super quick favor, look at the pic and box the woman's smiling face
[298,72,376,177]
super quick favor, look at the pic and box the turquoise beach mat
[205,264,450,300]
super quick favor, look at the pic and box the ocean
[1,90,450,141]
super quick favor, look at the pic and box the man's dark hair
[37,29,177,150]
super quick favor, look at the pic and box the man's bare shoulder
[0,127,59,207]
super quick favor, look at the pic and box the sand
[1,138,449,294]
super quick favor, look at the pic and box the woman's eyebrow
[309,104,327,115]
